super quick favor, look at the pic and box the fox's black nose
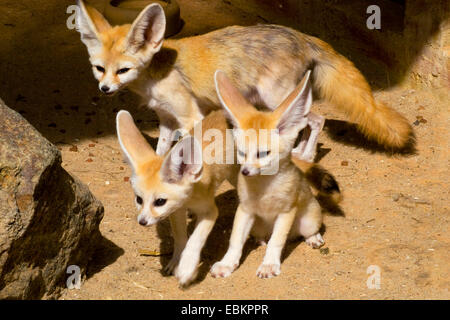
[138,217,147,226]
[241,168,250,176]
[101,85,110,93]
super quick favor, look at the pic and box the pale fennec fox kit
[116,110,239,286]
[211,71,324,279]
[76,0,412,158]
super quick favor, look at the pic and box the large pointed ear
[125,3,166,54]
[76,0,111,53]
[274,70,312,136]
[214,70,255,128]
[116,110,156,171]
[161,136,203,184]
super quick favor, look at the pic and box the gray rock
[0,99,104,299]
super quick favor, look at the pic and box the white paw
[256,263,281,279]
[174,253,200,286]
[210,261,238,278]
[175,263,198,286]
[163,255,180,275]
[305,233,324,248]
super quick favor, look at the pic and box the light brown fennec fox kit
[117,110,239,285]
[211,71,324,279]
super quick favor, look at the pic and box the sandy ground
[0,0,448,299]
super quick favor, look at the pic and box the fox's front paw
[163,255,181,275]
[210,261,238,278]
[175,267,198,287]
[305,233,324,248]
[175,261,198,286]
[256,263,281,279]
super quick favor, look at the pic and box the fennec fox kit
[211,71,324,279]
[76,0,412,157]
[116,110,239,285]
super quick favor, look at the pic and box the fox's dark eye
[153,198,167,207]
[136,196,143,205]
[238,150,245,157]
[95,66,105,73]
[257,150,271,158]
[117,68,130,75]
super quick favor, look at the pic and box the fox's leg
[291,198,324,248]
[175,201,218,286]
[153,108,178,156]
[292,112,325,162]
[256,209,296,279]
[211,205,255,278]
[157,124,174,156]
[163,208,188,275]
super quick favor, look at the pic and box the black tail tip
[320,171,340,194]
[306,166,342,201]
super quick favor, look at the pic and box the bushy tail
[292,157,342,204]
[308,37,412,150]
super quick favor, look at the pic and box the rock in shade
[0,99,104,299]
